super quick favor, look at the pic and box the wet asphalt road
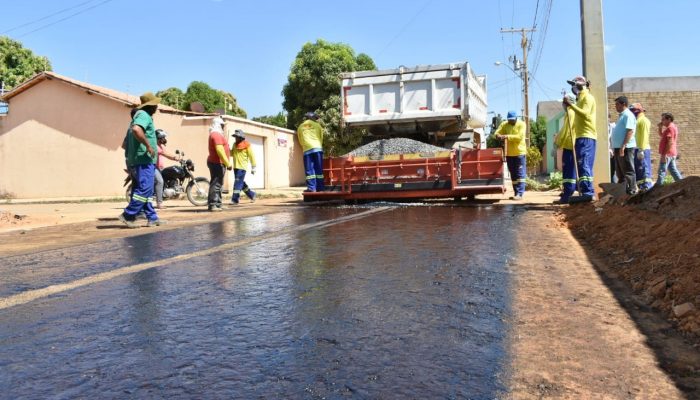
[0,205,521,399]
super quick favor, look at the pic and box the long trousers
[303,151,325,192]
[207,162,226,209]
[123,163,157,221]
[231,168,256,203]
[506,155,526,197]
[614,148,638,194]
[574,138,596,197]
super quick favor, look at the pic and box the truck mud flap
[455,178,504,187]
[349,180,452,192]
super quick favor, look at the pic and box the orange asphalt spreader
[302,147,506,202]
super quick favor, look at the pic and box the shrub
[546,171,563,190]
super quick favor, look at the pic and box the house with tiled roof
[0,72,303,199]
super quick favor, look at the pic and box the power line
[376,0,434,57]
[528,0,540,51]
[2,0,98,34]
[530,0,552,77]
[14,0,114,39]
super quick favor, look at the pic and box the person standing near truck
[494,111,527,200]
[229,129,257,205]
[297,112,325,192]
[563,76,597,201]
[630,103,653,191]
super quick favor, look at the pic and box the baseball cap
[566,76,587,86]
[506,111,517,120]
[629,102,645,112]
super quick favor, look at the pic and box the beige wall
[0,78,304,199]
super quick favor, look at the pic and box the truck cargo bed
[302,148,505,202]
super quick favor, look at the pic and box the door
[229,135,265,190]
[247,135,265,189]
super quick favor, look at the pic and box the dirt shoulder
[563,177,700,340]
[508,209,700,399]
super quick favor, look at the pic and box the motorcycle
[124,150,210,206]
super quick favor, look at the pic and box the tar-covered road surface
[0,205,520,399]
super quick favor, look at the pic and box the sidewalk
[0,187,305,233]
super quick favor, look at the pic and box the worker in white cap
[563,75,597,201]
[206,116,232,211]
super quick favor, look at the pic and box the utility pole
[501,27,535,147]
[580,0,609,189]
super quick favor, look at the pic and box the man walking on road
[297,112,325,192]
[611,96,638,195]
[120,92,165,228]
[229,129,257,205]
[630,103,653,191]
[207,117,232,212]
[563,76,597,201]
[656,112,683,185]
[494,111,527,200]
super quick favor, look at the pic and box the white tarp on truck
[340,62,487,137]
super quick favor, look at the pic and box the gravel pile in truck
[344,138,447,158]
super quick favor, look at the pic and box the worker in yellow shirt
[563,75,597,201]
[553,94,577,204]
[229,129,257,205]
[297,112,325,192]
[494,111,527,200]
[630,103,653,191]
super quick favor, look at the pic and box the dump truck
[303,62,505,202]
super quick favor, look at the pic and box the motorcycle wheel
[186,177,210,206]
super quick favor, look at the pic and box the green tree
[282,39,376,133]
[0,36,52,89]
[529,115,548,151]
[156,87,185,109]
[526,145,542,175]
[486,113,503,148]
[252,112,287,128]
[175,81,246,117]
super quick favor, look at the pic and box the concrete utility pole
[501,27,535,147]
[580,0,610,188]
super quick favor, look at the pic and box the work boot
[209,207,223,212]
[512,195,523,201]
[146,219,167,227]
[552,199,569,205]
[250,192,256,203]
[119,213,140,229]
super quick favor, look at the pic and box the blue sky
[3,0,699,121]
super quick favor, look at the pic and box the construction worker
[229,129,257,205]
[120,92,165,228]
[553,94,577,204]
[207,117,232,212]
[563,76,597,201]
[494,110,527,200]
[297,111,325,192]
[630,103,653,191]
